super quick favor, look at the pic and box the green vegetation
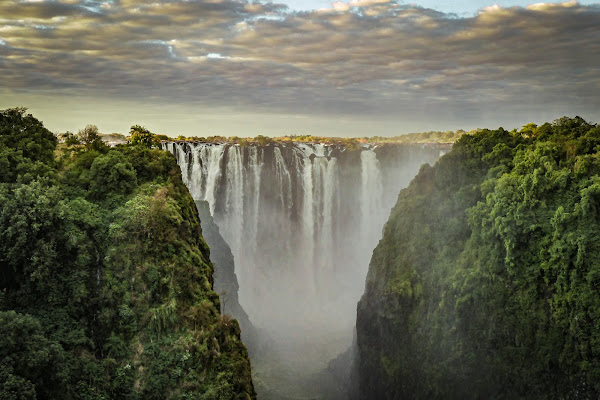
[0,107,57,184]
[129,125,161,149]
[59,126,467,148]
[77,125,107,151]
[357,116,600,399]
[165,130,468,147]
[366,129,469,144]
[63,127,466,148]
[0,108,255,399]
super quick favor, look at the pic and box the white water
[247,146,263,286]
[300,152,316,297]
[164,141,440,397]
[358,150,384,286]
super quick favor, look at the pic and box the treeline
[155,131,469,146]
[0,108,255,399]
[366,129,469,144]
[65,126,468,147]
[57,125,159,147]
[166,134,363,147]
[357,116,600,399]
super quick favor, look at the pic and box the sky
[283,0,597,14]
[1,0,599,137]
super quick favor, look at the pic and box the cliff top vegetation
[357,115,600,399]
[57,128,471,148]
[162,130,470,146]
[1,108,255,400]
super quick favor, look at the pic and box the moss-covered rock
[195,200,259,353]
[356,117,600,399]
[0,109,255,399]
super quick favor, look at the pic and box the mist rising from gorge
[165,141,443,397]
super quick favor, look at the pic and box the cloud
[0,0,598,125]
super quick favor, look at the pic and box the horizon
[93,128,466,141]
[1,0,599,137]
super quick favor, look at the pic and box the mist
[165,141,443,398]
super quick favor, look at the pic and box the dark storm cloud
[1,0,598,118]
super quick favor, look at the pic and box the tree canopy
[0,108,57,183]
[77,124,107,151]
[129,125,160,149]
[0,108,255,400]
[358,116,600,399]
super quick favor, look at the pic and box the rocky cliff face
[355,120,600,399]
[165,141,445,398]
[195,199,259,351]
[0,108,256,399]
[165,141,444,339]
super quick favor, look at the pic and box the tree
[0,110,256,400]
[0,108,57,183]
[520,122,538,137]
[0,181,66,289]
[129,125,160,149]
[0,311,69,400]
[88,151,137,200]
[77,124,106,151]
[254,135,271,146]
[63,131,81,146]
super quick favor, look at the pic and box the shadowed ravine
[164,141,444,398]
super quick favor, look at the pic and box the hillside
[356,117,600,399]
[0,108,255,399]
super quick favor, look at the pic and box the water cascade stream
[164,141,443,397]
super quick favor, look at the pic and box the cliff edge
[356,117,600,399]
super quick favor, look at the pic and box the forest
[0,108,255,400]
[157,130,467,147]
[357,116,600,399]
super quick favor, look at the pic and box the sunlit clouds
[0,0,598,136]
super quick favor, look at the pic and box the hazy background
[1,0,599,137]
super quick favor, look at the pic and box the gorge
[2,0,599,396]
[356,118,600,399]
[3,109,600,400]
[164,141,444,397]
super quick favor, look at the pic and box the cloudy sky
[1,0,599,137]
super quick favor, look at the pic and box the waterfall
[314,156,338,288]
[360,149,384,272]
[247,146,263,268]
[165,141,441,348]
[222,146,244,261]
[173,142,191,186]
[273,147,293,218]
[300,153,316,295]
[202,144,227,215]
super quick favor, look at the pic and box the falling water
[221,146,244,262]
[164,141,442,398]
[300,152,316,295]
[203,144,227,214]
[358,149,384,284]
[247,146,263,281]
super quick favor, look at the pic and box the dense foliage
[165,130,467,147]
[357,117,600,399]
[129,125,161,149]
[0,109,255,399]
[365,129,468,144]
[0,108,57,184]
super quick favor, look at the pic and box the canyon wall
[356,120,600,399]
[164,141,444,397]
